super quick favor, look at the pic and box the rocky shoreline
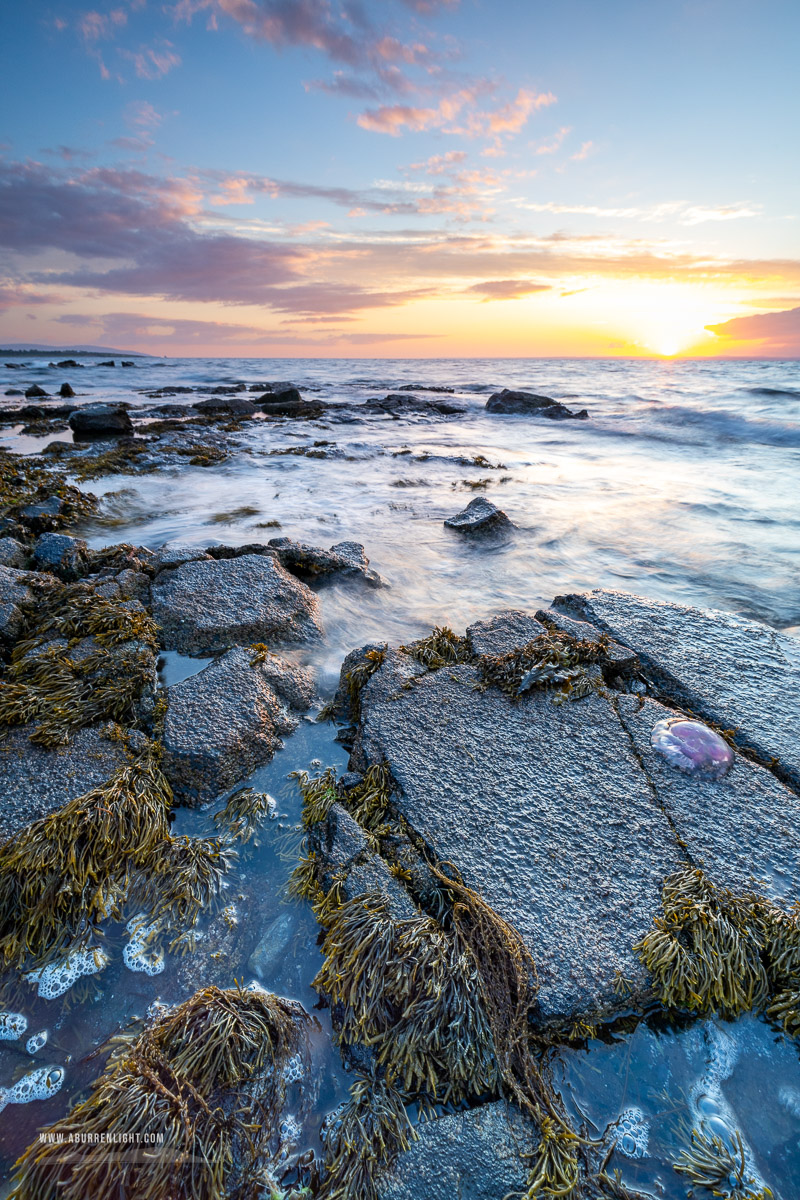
[0,376,796,1200]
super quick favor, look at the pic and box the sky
[1,0,799,358]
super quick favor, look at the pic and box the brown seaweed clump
[318,1076,415,1200]
[213,786,276,844]
[399,625,473,670]
[0,580,159,747]
[0,746,231,974]
[480,629,611,703]
[674,1128,772,1200]
[636,867,800,1031]
[0,448,97,531]
[9,985,312,1200]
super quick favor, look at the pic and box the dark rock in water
[396,383,456,393]
[364,392,465,417]
[552,588,800,790]
[69,404,134,437]
[256,387,324,419]
[56,360,82,369]
[0,537,28,569]
[194,396,255,417]
[58,382,75,398]
[377,1102,536,1200]
[444,496,513,535]
[31,532,89,580]
[121,360,135,367]
[24,385,48,399]
[18,494,68,530]
[248,911,298,981]
[151,553,324,653]
[267,537,384,588]
[162,645,315,802]
[97,360,115,367]
[205,384,245,395]
[4,389,22,397]
[0,725,134,840]
[486,388,588,419]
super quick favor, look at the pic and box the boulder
[364,393,465,417]
[151,543,212,572]
[0,538,28,569]
[56,360,82,369]
[194,396,256,417]
[97,360,115,367]
[31,532,89,580]
[377,1102,535,1200]
[68,404,134,437]
[161,645,315,801]
[256,387,324,418]
[121,360,135,367]
[18,495,67,529]
[396,383,455,394]
[552,589,800,790]
[151,553,324,654]
[465,610,545,657]
[0,564,53,644]
[0,725,133,840]
[58,383,75,398]
[267,537,384,588]
[444,497,513,536]
[486,389,588,419]
[24,385,48,399]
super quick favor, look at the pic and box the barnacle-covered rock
[162,645,315,802]
[151,553,324,653]
[443,496,513,536]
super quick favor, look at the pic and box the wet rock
[4,389,22,397]
[351,646,684,1021]
[121,360,135,367]
[396,383,455,394]
[364,393,465,417]
[24,385,48,399]
[31,532,89,580]
[194,396,256,417]
[97,360,115,367]
[0,564,53,644]
[535,606,639,672]
[486,389,588,419]
[56,360,82,369]
[93,568,151,604]
[267,537,384,588]
[444,496,513,535]
[68,404,134,437]
[552,589,800,790]
[0,725,132,840]
[377,1101,536,1200]
[0,538,28,569]
[162,645,314,801]
[18,495,67,530]
[257,387,324,418]
[151,553,323,654]
[58,383,75,399]
[465,610,545,657]
[247,911,298,981]
[151,542,212,572]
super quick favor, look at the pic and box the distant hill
[1,344,141,356]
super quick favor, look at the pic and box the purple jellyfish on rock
[651,717,734,780]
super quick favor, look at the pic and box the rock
[121,361,135,367]
[377,1102,535,1200]
[162,646,314,801]
[58,383,75,399]
[18,495,67,530]
[151,543,212,572]
[0,725,132,840]
[0,538,28,569]
[194,396,256,417]
[97,360,115,367]
[486,389,588,419]
[364,393,465,417]
[396,383,455,394]
[444,497,513,536]
[56,360,82,369]
[465,611,545,657]
[31,532,88,580]
[151,553,323,654]
[4,389,22,397]
[247,911,298,981]
[257,387,324,419]
[534,606,639,672]
[24,385,48,399]
[68,404,134,437]
[0,564,36,644]
[552,589,800,790]
[267,537,384,588]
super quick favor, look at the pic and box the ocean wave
[647,403,800,447]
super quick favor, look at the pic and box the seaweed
[674,1127,771,1199]
[480,629,611,703]
[342,647,386,720]
[213,786,276,844]
[400,625,473,670]
[317,1076,415,1200]
[9,984,311,1200]
[0,447,97,531]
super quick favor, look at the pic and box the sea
[1,354,799,1197]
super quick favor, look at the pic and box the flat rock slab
[151,553,323,653]
[616,693,800,902]
[377,1102,535,1200]
[162,646,315,802]
[355,649,685,1020]
[0,725,132,840]
[553,589,800,790]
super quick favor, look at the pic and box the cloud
[120,41,182,78]
[0,285,62,312]
[407,150,466,173]
[530,125,572,156]
[357,85,480,134]
[55,310,276,345]
[358,85,556,147]
[464,278,550,301]
[571,140,594,162]
[705,306,800,355]
[518,199,761,225]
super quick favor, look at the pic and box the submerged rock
[364,392,465,417]
[162,645,315,801]
[151,553,324,653]
[486,388,588,419]
[444,496,513,536]
[553,588,800,789]
[68,404,133,437]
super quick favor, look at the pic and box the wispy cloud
[464,278,550,301]
[120,41,182,78]
[517,199,762,225]
[705,305,800,355]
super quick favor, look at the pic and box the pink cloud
[464,278,550,301]
[120,41,182,78]
[705,306,800,355]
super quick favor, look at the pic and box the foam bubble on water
[26,948,109,999]
[25,1030,48,1055]
[0,1011,27,1041]
[651,717,734,779]
[0,1066,64,1113]
[612,1106,649,1159]
[123,914,165,976]
[282,1053,305,1086]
